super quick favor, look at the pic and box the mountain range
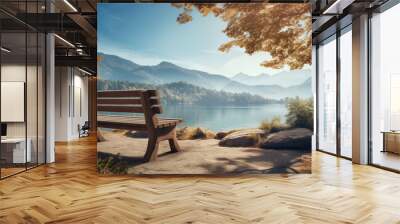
[98,80,280,106]
[232,70,311,87]
[98,52,312,100]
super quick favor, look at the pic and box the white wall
[1,65,26,138]
[1,63,46,164]
[54,67,89,141]
[55,67,69,141]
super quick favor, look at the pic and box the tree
[172,3,311,70]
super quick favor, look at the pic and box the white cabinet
[1,138,32,163]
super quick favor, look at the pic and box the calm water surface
[160,104,288,132]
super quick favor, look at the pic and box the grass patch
[259,116,287,133]
[97,153,129,174]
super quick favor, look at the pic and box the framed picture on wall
[96,3,313,175]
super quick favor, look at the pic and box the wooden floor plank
[0,135,400,223]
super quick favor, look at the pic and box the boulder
[219,129,266,147]
[260,128,312,150]
[177,127,215,140]
[215,130,237,140]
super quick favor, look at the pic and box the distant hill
[97,80,281,106]
[99,53,231,90]
[231,70,311,87]
[98,52,312,99]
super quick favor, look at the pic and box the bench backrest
[97,90,162,129]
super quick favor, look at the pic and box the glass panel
[340,28,352,158]
[318,36,337,154]
[0,1,46,178]
[1,31,27,177]
[26,0,40,169]
[27,31,38,169]
[371,4,400,171]
[38,33,45,165]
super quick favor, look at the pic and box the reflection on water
[160,104,288,132]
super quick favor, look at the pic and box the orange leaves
[172,3,312,70]
[177,12,192,24]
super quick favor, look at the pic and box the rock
[125,131,148,138]
[260,128,312,150]
[219,129,266,147]
[177,127,215,140]
[215,130,237,140]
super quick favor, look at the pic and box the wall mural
[97,3,313,175]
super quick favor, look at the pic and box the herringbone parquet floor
[1,136,400,224]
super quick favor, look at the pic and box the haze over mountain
[98,80,280,106]
[232,70,311,87]
[98,52,312,100]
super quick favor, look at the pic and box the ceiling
[0,0,394,74]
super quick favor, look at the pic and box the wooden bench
[97,90,182,162]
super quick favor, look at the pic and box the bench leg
[144,137,160,162]
[167,128,181,152]
[169,136,181,152]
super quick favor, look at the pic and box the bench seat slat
[97,105,145,113]
[97,90,157,98]
[97,115,182,129]
[97,98,160,105]
[97,105,161,114]
[97,98,142,105]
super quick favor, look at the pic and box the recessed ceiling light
[54,34,75,48]
[63,0,78,12]
[1,47,11,53]
[78,67,93,76]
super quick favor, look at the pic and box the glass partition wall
[317,35,337,155]
[0,3,46,179]
[316,26,353,159]
[370,3,400,171]
[339,27,352,159]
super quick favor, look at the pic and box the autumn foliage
[173,3,311,70]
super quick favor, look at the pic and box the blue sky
[98,3,293,77]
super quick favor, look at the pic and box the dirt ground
[98,130,311,175]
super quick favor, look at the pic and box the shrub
[259,116,286,133]
[286,97,313,130]
[97,153,129,175]
[177,127,216,140]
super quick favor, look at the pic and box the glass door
[339,27,352,158]
[317,35,337,154]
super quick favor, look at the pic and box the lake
[160,104,288,132]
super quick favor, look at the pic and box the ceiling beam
[323,0,356,14]
[12,13,83,32]
[99,0,309,2]
[55,55,96,71]
[67,13,97,38]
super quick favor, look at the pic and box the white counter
[1,138,32,163]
